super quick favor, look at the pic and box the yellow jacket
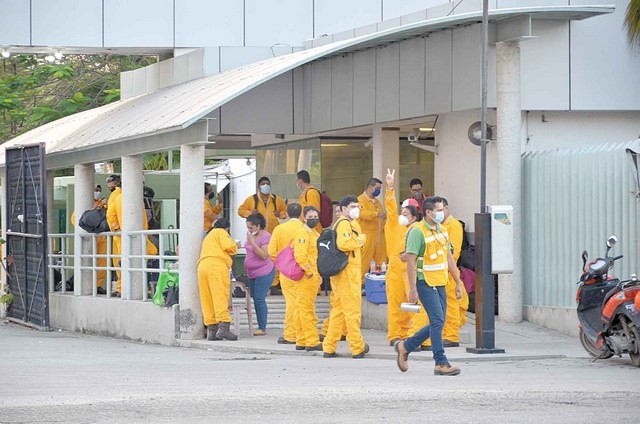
[268,218,305,261]
[204,199,217,232]
[238,193,287,234]
[335,218,363,266]
[299,186,322,232]
[198,228,237,268]
[293,224,320,278]
[356,192,385,235]
[106,187,122,232]
[442,215,463,262]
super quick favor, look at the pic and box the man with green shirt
[394,196,465,375]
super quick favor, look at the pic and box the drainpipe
[496,41,523,323]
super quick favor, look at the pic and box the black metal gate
[4,143,48,329]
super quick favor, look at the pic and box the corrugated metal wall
[523,141,639,308]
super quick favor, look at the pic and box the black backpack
[253,193,277,211]
[143,185,158,229]
[78,208,109,233]
[316,219,350,278]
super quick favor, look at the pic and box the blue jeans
[248,267,275,331]
[403,281,448,365]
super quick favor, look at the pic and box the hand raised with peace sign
[386,168,395,188]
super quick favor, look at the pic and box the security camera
[407,128,420,142]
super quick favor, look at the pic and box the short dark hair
[403,205,420,220]
[409,178,423,187]
[95,185,102,190]
[367,177,382,187]
[296,170,310,183]
[213,218,230,229]
[204,182,211,194]
[303,205,319,217]
[246,213,266,229]
[257,176,270,185]
[339,195,358,209]
[106,174,121,183]
[287,203,302,219]
[439,196,449,207]
[423,196,439,212]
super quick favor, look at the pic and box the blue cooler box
[365,273,387,304]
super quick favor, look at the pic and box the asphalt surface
[0,319,637,423]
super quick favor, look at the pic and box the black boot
[215,321,238,341]
[207,324,221,341]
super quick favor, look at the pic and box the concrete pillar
[73,163,94,296]
[178,144,205,339]
[496,41,523,323]
[121,156,144,300]
[372,126,400,195]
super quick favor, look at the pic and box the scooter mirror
[606,235,618,249]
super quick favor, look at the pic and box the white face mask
[398,215,410,227]
[94,191,101,200]
[349,207,360,220]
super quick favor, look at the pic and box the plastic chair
[229,280,253,339]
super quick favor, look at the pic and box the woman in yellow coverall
[323,195,369,359]
[292,206,322,351]
[357,178,387,283]
[198,218,238,341]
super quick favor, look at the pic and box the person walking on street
[440,197,469,346]
[244,213,275,336]
[296,170,322,232]
[292,206,322,351]
[394,196,465,375]
[268,203,304,345]
[197,218,239,341]
[357,178,386,284]
[323,195,369,359]
[238,176,287,235]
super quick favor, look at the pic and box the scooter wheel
[629,325,640,367]
[579,327,613,359]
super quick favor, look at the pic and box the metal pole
[468,0,505,354]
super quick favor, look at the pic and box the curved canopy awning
[0,5,614,169]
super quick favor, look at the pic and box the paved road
[0,323,637,423]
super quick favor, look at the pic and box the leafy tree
[0,54,156,143]
[626,0,640,48]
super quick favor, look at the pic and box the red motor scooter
[576,235,640,367]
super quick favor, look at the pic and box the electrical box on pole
[489,205,514,274]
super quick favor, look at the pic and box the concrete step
[231,295,331,330]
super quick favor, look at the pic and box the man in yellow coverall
[268,203,304,345]
[237,176,287,235]
[203,183,222,233]
[440,197,469,347]
[292,205,322,351]
[357,177,386,283]
[383,169,429,348]
[296,170,323,233]
[197,218,238,341]
[323,195,369,359]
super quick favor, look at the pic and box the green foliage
[626,0,640,48]
[0,54,156,143]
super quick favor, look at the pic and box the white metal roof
[0,5,614,168]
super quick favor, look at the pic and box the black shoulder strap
[253,194,259,210]
[271,194,277,209]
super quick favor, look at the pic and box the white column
[46,171,55,234]
[496,41,523,323]
[372,126,400,192]
[178,144,205,339]
[121,156,144,300]
[73,163,94,296]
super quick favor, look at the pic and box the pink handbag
[275,242,305,281]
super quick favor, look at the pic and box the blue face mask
[372,188,381,197]
[260,184,271,195]
[434,211,445,224]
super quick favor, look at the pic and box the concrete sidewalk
[178,315,589,363]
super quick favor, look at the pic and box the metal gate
[4,143,49,329]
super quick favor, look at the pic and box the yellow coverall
[299,186,323,232]
[106,188,158,293]
[203,199,222,232]
[71,201,107,289]
[268,218,304,343]
[238,193,287,235]
[293,224,321,348]
[357,192,386,283]
[442,214,469,343]
[197,228,238,325]
[106,187,122,291]
[383,188,412,342]
[323,219,366,356]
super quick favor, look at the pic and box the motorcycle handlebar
[611,255,623,261]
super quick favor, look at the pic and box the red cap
[401,198,419,208]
